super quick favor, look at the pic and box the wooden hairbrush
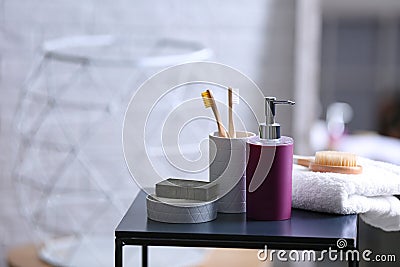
[294,151,362,174]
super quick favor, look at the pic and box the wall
[0,0,297,266]
[320,16,400,132]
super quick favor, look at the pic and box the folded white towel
[292,157,400,231]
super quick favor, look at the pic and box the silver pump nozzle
[260,97,295,139]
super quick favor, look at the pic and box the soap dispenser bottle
[246,97,295,220]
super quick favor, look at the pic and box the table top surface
[116,191,358,247]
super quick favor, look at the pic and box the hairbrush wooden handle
[293,155,313,168]
[309,162,363,174]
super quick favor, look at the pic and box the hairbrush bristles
[314,151,357,167]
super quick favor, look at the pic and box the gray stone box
[156,178,218,202]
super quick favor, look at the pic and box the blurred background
[1,0,400,266]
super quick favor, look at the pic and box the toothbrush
[201,89,228,137]
[228,87,239,138]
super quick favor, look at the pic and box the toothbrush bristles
[201,90,213,108]
[232,88,239,104]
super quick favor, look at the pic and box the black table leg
[348,259,358,267]
[142,245,148,267]
[115,239,123,267]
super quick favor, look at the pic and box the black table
[115,191,358,267]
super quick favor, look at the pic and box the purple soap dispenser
[246,97,295,220]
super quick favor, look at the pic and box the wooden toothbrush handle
[211,103,228,138]
[228,88,235,138]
